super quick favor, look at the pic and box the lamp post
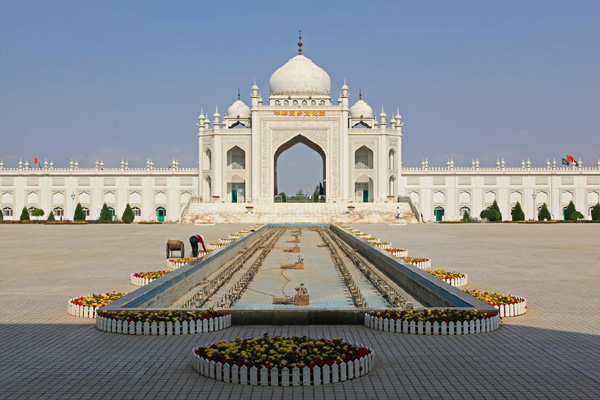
[532,191,537,220]
[71,192,76,221]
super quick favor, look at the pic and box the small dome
[350,99,373,118]
[269,54,331,96]
[227,99,250,119]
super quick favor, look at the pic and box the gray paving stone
[0,223,599,399]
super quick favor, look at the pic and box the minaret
[379,107,387,129]
[213,107,220,130]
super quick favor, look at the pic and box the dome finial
[298,29,303,55]
[359,89,362,100]
[237,88,240,100]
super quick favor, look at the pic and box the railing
[398,196,421,222]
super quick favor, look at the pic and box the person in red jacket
[189,234,207,257]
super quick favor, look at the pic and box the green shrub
[19,207,30,221]
[511,202,525,221]
[0,209,3,221]
[47,211,55,221]
[122,204,135,224]
[571,211,584,220]
[565,201,580,221]
[480,201,502,222]
[461,211,471,223]
[31,208,45,218]
[73,203,86,221]
[99,203,112,223]
[592,203,600,221]
[538,203,552,221]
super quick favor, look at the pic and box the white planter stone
[364,313,500,334]
[67,296,99,319]
[494,296,527,317]
[95,313,231,335]
[190,341,374,385]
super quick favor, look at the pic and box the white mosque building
[1,36,599,223]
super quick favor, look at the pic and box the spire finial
[298,30,303,55]
[237,88,240,100]
[359,89,362,100]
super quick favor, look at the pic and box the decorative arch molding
[104,191,116,204]
[155,191,167,204]
[459,191,471,204]
[561,191,573,204]
[484,191,496,204]
[27,191,39,204]
[52,191,65,204]
[2,191,14,204]
[129,191,142,204]
[433,191,445,205]
[79,192,90,204]
[510,191,522,204]
[588,191,599,204]
[409,191,420,205]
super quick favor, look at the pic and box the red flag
[33,156,39,164]
[567,154,575,163]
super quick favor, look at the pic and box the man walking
[189,234,207,257]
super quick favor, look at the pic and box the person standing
[189,234,207,257]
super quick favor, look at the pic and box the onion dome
[350,90,373,118]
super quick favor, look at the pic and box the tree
[511,202,525,221]
[47,210,55,221]
[31,208,45,220]
[480,200,502,222]
[20,207,30,221]
[278,192,287,203]
[73,203,86,221]
[565,201,578,221]
[538,203,552,221]
[0,209,3,221]
[592,203,600,221]
[122,203,135,223]
[99,203,112,222]
[462,210,471,223]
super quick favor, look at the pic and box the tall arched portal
[273,135,326,200]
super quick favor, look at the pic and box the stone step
[182,203,418,224]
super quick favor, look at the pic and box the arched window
[302,100,307,106]
[53,207,64,217]
[284,100,289,106]
[311,100,316,106]
[227,146,246,169]
[132,207,141,217]
[204,149,212,170]
[388,176,395,197]
[355,146,373,169]
[2,207,13,217]
[388,149,396,170]
[293,100,298,106]
[460,206,470,217]
[319,100,325,105]
[275,100,281,106]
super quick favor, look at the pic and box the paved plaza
[1,223,599,399]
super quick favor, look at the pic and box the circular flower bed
[463,289,527,317]
[399,256,431,269]
[370,241,391,249]
[365,309,499,335]
[96,309,231,335]
[130,270,172,286]
[426,269,468,287]
[384,248,408,257]
[67,291,128,319]
[191,335,374,385]
[167,257,197,269]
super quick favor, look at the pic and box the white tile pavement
[0,223,599,399]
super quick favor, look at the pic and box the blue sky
[1,1,599,194]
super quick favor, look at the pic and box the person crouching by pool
[189,234,207,257]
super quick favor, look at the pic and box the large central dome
[269,54,331,96]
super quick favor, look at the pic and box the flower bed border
[130,273,171,287]
[365,313,499,335]
[493,296,527,317]
[191,340,374,386]
[67,296,99,319]
[95,313,231,335]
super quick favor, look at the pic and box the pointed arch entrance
[273,135,326,201]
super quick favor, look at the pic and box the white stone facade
[1,40,598,222]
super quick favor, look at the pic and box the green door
[435,208,444,222]
[157,208,166,222]
[363,190,369,203]
[562,207,567,220]
[109,208,115,221]
[232,189,238,203]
